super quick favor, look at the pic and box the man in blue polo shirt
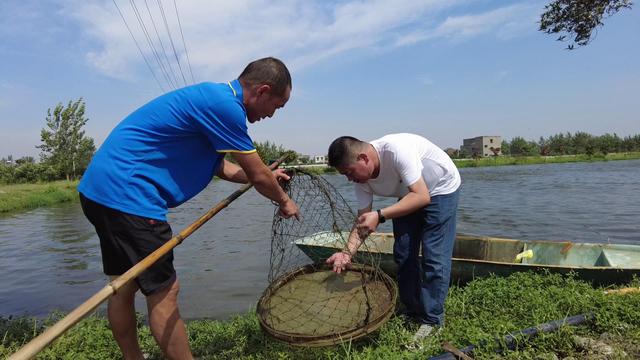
[79,57,299,360]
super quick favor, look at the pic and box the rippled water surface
[1,160,638,319]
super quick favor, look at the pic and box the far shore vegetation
[3,113,640,214]
[453,151,640,168]
[4,152,639,214]
[2,272,639,359]
[0,181,79,214]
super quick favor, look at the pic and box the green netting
[256,169,397,346]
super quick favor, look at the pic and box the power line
[173,0,195,84]
[129,0,178,89]
[112,0,166,92]
[157,0,188,87]
[144,0,179,87]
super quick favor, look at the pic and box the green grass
[0,181,79,213]
[453,152,640,168]
[3,272,639,359]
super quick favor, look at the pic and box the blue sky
[1,0,638,159]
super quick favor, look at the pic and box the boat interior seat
[521,242,604,267]
[599,247,640,268]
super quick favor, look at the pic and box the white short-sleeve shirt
[355,133,461,210]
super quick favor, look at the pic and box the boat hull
[294,232,640,286]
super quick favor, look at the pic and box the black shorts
[80,193,176,296]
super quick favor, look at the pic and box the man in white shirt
[325,133,461,342]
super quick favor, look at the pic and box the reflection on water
[0,160,639,320]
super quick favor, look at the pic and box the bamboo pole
[9,154,290,360]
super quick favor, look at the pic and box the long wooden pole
[10,154,290,360]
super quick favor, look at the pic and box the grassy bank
[0,181,79,213]
[2,272,639,359]
[453,152,640,168]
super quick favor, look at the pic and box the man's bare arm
[216,159,248,183]
[231,152,299,219]
[326,205,371,273]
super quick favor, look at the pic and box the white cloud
[396,3,539,46]
[62,0,538,83]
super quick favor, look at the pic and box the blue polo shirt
[78,80,255,220]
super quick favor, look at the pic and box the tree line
[2,98,638,184]
[505,132,640,157]
[450,132,640,159]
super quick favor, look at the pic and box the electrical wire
[129,0,177,89]
[157,0,188,87]
[173,0,195,84]
[112,0,166,92]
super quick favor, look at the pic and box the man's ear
[357,153,368,163]
[256,84,272,97]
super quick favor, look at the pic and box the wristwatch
[376,209,386,224]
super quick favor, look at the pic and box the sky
[1,0,638,159]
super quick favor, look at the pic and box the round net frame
[256,169,398,346]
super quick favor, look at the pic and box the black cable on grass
[429,313,595,360]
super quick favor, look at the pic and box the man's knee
[109,276,139,302]
[147,279,180,307]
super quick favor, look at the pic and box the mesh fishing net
[256,169,398,346]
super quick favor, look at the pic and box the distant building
[461,136,502,157]
[314,155,327,164]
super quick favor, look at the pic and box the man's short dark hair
[238,57,291,97]
[328,136,366,168]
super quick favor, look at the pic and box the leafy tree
[501,140,510,156]
[253,141,297,164]
[15,156,35,165]
[546,133,568,155]
[539,136,551,156]
[509,137,541,156]
[526,141,541,156]
[37,98,96,180]
[595,133,622,154]
[0,163,15,183]
[571,131,593,154]
[509,137,529,156]
[621,134,640,152]
[540,0,633,49]
[444,148,459,159]
[296,155,312,165]
[14,163,40,183]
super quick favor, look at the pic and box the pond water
[1,159,638,320]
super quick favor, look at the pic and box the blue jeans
[392,190,459,325]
